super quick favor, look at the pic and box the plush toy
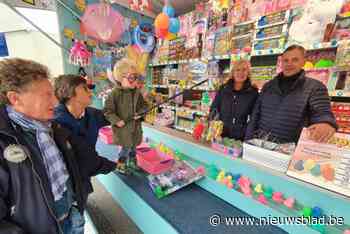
[69,40,91,67]
[288,0,343,45]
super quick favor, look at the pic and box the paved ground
[86,177,142,234]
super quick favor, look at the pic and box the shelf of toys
[146,0,350,138]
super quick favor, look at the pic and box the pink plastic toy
[99,126,113,144]
[196,166,206,176]
[69,40,91,67]
[272,192,284,203]
[258,194,268,205]
[136,147,174,175]
[283,197,295,209]
[238,176,252,196]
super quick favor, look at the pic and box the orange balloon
[156,27,168,39]
[155,13,169,30]
[165,32,176,40]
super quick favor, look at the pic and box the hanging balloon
[169,17,180,34]
[155,13,170,30]
[155,27,168,39]
[165,32,177,40]
[163,5,175,17]
[133,24,155,53]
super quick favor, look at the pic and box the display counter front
[96,123,350,234]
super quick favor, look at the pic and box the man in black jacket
[0,58,116,234]
[246,45,337,143]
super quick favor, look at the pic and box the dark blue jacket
[0,106,115,234]
[54,104,109,147]
[245,71,337,143]
[210,79,259,140]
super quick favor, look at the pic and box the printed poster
[287,128,350,197]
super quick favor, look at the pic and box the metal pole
[55,0,82,21]
[2,1,70,52]
[124,78,210,123]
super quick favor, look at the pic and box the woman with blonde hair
[210,60,259,140]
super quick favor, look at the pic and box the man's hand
[116,120,125,128]
[308,123,336,143]
[134,115,142,120]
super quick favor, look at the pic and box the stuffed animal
[288,0,343,45]
[69,40,91,67]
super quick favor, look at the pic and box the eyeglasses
[126,73,139,82]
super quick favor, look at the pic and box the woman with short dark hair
[54,75,109,147]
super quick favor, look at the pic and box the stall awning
[0,33,9,57]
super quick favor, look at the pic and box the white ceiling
[151,0,196,16]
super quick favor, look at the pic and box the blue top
[54,103,110,147]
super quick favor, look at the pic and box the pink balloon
[81,3,125,43]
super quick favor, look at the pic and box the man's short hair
[54,74,87,104]
[283,45,306,55]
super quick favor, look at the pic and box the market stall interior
[53,0,350,233]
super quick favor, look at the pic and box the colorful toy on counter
[258,194,268,205]
[206,120,224,141]
[238,176,252,197]
[211,138,242,158]
[192,118,207,141]
[283,197,295,208]
[148,160,204,198]
[254,184,264,194]
[272,192,284,203]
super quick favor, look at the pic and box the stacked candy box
[250,66,277,89]
[256,24,284,39]
[331,15,350,40]
[211,137,243,159]
[168,37,186,61]
[214,27,232,56]
[202,32,216,58]
[231,36,253,54]
[331,102,350,134]
[336,40,350,71]
[254,37,286,51]
[257,10,288,27]
[232,21,255,37]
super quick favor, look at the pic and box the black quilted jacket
[245,71,337,143]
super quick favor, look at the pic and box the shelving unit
[147,6,350,135]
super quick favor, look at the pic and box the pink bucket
[136,147,174,175]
